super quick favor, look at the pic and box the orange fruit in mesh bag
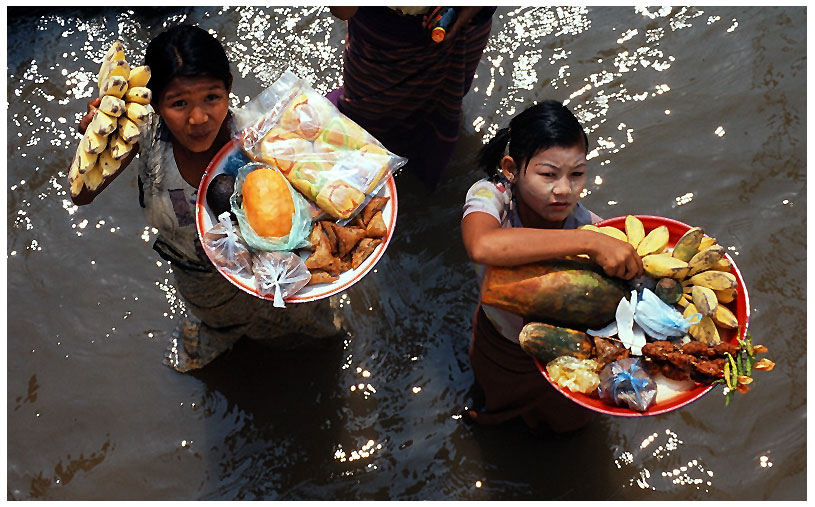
[242,167,295,238]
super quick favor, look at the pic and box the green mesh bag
[230,162,312,251]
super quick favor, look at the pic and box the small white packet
[202,212,254,278]
[252,251,311,307]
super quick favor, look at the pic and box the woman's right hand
[70,96,137,206]
[586,233,644,280]
[78,97,101,135]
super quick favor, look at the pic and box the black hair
[144,24,232,106]
[478,100,589,180]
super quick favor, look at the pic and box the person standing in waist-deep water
[461,100,643,433]
[328,6,496,191]
[70,24,345,372]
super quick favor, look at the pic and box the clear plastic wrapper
[252,251,312,308]
[235,70,407,220]
[597,357,658,412]
[202,212,253,278]
[546,356,601,394]
[230,162,313,252]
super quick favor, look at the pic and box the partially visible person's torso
[135,113,237,267]
[463,176,600,343]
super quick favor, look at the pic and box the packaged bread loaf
[237,71,406,220]
[230,162,313,252]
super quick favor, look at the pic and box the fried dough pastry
[302,195,390,284]
[362,196,389,225]
[365,211,387,238]
[352,238,382,269]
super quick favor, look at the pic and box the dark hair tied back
[478,99,589,179]
[144,24,232,106]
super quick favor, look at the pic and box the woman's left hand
[445,7,484,40]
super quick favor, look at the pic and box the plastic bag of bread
[230,162,313,252]
[236,70,406,220]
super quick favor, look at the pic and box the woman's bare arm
[461,211,643,279]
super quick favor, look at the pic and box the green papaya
[480,258,627,329]
[518,322,594,363]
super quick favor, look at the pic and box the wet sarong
[468,304,595,433]
[329,7,495,190]
[135,115,345,372]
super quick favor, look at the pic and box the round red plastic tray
[536,215,750,417]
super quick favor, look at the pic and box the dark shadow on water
[458,411,620,501]
[185,336,349,500]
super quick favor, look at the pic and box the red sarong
[330,7,494,190]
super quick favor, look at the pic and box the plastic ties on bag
[597,357,658,412]
[202,212,253,278]
[634,288,702,341]
[252,251,312,308]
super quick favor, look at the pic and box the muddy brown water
[6,6,806,500]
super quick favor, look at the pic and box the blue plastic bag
[597,357,658,412]
[634,288,701,341]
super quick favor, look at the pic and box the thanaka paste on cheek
[541,182,554,200]
[569,180,583,200]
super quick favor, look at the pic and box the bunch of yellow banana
[580,215,740,346]
[68,40,153,197]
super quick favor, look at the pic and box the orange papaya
[480,258,627,329]
[518,322,594,363]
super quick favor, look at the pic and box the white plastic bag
[252,251,312,307]
[202,212,254,278]
[634,288,701,340]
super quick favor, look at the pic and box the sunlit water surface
[6,6,805,501]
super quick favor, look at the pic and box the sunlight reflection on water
[6,5,805,501]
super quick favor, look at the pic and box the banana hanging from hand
[69,39,152,196]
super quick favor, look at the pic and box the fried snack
[593,336,629,370]
[304,224,323,251]
[307,270,339,286]
[337,255,354,273]
[304,225,335,271]
[335,225,367,258]
[365,211,387,238]
[352,238,382,269]
[320,221,339,253]
[301,198,389,284]
[242,168,294,238]
[361,196,390,226]
[641,340,739,384]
